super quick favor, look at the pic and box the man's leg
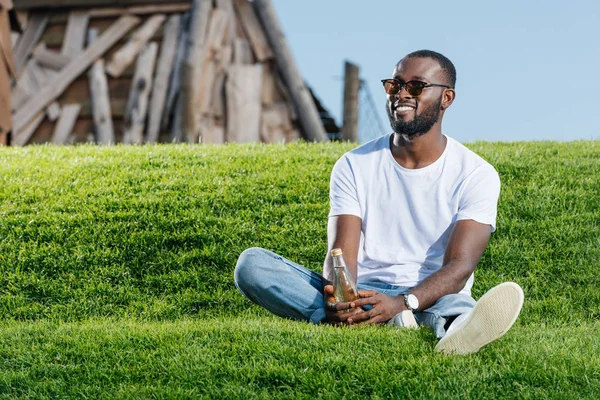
[234,247,327,324]
[434,282,524,354]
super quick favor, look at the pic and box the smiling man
[234,50,524,354]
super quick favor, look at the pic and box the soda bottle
[331,248,358,306]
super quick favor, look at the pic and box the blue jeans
[234,247,476,338]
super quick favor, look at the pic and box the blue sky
[272,0,600,143]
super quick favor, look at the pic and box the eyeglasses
[381,79,451,96]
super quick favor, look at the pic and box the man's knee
[234,247,270,289]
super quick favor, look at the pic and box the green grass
[0,141,599,398]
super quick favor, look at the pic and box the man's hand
[346,290,406,325]
[323,285,363,324]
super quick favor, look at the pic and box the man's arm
[322,214,362,283]
[347,219,491,324]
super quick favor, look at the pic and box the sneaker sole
[435,282,524,355]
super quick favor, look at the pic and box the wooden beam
[51,104,81,144]
[233,0,272,62]
[13,12,48,76]
[12,111,44,146]
[33,43,71,70]
[162,12,188,131]
[179,0,211,143]
[13,0,190,10]
[147,14,180,143]
[87,28,115,145]
[12,15,141,136]
[89,3,191,18]
[123,42,158,144]
[342,61,359,142]
[252,0,328,142]
[226,64,262,143]
[62,11,89,58]
[105,14,165,78]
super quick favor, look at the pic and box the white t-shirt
[329,134,500,295]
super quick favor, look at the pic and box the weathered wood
[196,60,217,115]
[162,12,188,131]
[342,61,359,142]
[261,62,284,106]
[260,103,291,143]
[199,119,224,144]
[226,64,262,143]
[12,15,141,136]
[13,12,48,76]
[209,71,226,118]
[179,0,211,143]
[233,0,272,62]
[204,9,229,59]
[123,42,158,144]
[12,111,44,146]
[51,104,81,144]
[233,38,253,64]
[87,28,115,145]
[253,0,327,142]
[62,11,89,57]
[106,14,165,78]
[89,3,191,18]
[26,60,62,121]
[33,43,71,70]
[147,13,180,143]
[14,0,188,10]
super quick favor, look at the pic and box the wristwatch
[404,293,419,312]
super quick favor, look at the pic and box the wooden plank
[204,9,229,59]
[162,12,188,131]
[62,11,89,58]
[196,60,217,115]
[51,104,81,144]
[89,3,191,18]
[26,60,62,121]
[106,14,165,78]
[199,119,224,144]
[252,0,327,142]
[147,14,180,143]
[14,0,189,10]
[233,0,272,62]
[87,28,115,145]
[180,0,212,143]
[12,15,141,136]
[33,43,71,70]
[226,64,262,143]
[12,111,44,146]
[342,61,359,142]
[13,12,48,76]
[209,71,226,119]
[123,42,158,144]
[233,38,253,64]
[260,102,292,143]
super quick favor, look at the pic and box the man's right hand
[323,284,363,324]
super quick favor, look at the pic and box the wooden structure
[9,0,329,145]
[342,60,359,142]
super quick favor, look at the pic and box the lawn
[0,141,599,398]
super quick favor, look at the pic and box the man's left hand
[346,290,406,325]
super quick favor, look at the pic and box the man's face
[385,57,449,138]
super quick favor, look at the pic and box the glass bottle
[331,248,358,305]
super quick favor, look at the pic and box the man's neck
[390,130,447,169]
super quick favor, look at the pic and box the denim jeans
[234,247,476,338]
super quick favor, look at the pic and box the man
[234,50,524,354]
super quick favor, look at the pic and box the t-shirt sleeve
[456,164,501,232]
[328,156,362,218]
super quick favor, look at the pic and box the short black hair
[405,50,456,88]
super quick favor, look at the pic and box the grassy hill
[0,141,599,398]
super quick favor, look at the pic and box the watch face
[406,294,419,310]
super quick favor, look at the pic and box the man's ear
[441,89,456,110]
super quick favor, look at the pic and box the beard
[387,96,442,138]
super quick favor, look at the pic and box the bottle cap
[331,248,343,256]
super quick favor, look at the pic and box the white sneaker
[435,282,524,355]
[388,310,418,329]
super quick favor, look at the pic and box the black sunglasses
[381,79,451,96]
